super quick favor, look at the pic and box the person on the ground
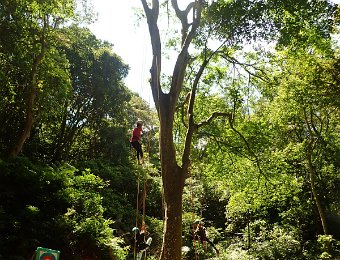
[193,219,219,255]
[194,219,207,247]
[132,226,152,260]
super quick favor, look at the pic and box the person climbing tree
[193,219,219,255]
[132,226,152,260]
[130,121,144,164]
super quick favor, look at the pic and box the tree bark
[158,95,187,259]
[8,83,38,158]
[160,164,186,259]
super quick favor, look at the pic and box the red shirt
[131,127,142,142]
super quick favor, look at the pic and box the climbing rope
[142,177,147,226]
[134,159,150,260]
[188,161,199,260]
[132,16,155,260]
[135,172,141,228]
[134,170,140,260]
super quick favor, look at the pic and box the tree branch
[178,91,190,128]
[181,40,229,170]
[197,112,231,129]
[169,0,204,104]
[219,52,271,83]
[171,0,195,45]
[226,113,268,181]
[141,0,162,112]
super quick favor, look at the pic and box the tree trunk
[303,109,329,235]
[140,1,203,258]
[160,165,185,260]
[306,142,329,235]
[8,18,47,158]
[8,85,37,158]
[159,102,186,259]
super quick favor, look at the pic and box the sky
[88,0,153,104]
[88,0,340,105]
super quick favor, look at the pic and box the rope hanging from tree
[188,161,199,260]
[134,167,148,260]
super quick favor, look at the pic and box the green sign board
[35,247,60,260]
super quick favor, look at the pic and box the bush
[316,235,340,259]
[0,157,128,259]
[248,221,302,260]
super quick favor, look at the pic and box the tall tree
[51,26,130,162]
[266,48,340,235]
[138,0,336,259]
[140,1,205,258]
[0,0,88,158]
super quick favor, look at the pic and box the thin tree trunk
[304,109,329,235]
[307,142,329,235]
[8,18,47,158]
[8,84,38,158]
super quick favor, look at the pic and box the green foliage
[0,5,132,161]
[76,160,137,226]
[187,11,340,258]
[40,25,132,162]
[315,235,340,259]
[249,221,302,260]
[0,157,128,259]
[0,4,161,255]
[204,0,336,47]
[0,0,88,157]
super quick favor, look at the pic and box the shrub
[0,157,128,259]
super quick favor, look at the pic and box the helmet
[136,120,143,127]
[194,219,201,224]
[132,227,139,233]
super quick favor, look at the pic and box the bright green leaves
[16,24,133,162]
[181,3,340,254]
[27,0,75,20]
[204,0,336,47]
